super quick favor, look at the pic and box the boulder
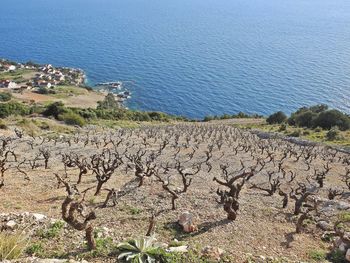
[5,220,17,229]
[317,221,333,231]
[167,245,188,253]
[32,213,46,221]
[178,212,197,233]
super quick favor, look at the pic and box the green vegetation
[203,111,263,122]
[97,92,120,109]
[338,211,350,223]
[308,250,327,262]
[268,104,350,131]
[0,92,12,102]
[261,105,350,146]
[0,68,35,82]
[26,242,44,256]
[0,232,27,260]
[80,237,116,259]
[38,221,65,239]
[58,111,86,127]
[326,127,341,141]
[266,111,287,124]
[117,236,160,263]
[327,249,346,263]
[0,101,30,118]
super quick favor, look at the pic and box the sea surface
[0,0,349,119]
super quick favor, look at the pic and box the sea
[0,0,349,119]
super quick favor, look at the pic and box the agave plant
[117,235,159,263]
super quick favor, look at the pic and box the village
[0,59,85,93]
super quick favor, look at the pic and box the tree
[294,110,317,128]
[97,93,120,110]
[312,110,350,130]
[266,111,287,124]
[43,102,66,119]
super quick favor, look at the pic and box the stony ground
[0,122,349,262]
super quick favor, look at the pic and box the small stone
[178,211,197,233]
[6,220,17,229]
[346,249,350,261]
[317,221,333,231]
[32,213,47,221]
[339,242,348,252]
[167,245,188,253]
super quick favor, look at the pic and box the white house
[8,65,16,72]
[8,81,18,89]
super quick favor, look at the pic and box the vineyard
[0,122,350,262]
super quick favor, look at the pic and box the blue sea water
[0,0,349,119]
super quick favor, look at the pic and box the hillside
[0,119,350,263]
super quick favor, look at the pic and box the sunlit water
[1,0,349,118]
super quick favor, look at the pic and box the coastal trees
[266,111,287,124]
[97,93,120,110]
[313,109,350,130]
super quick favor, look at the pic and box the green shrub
[327,249,345,263]
[43,102,67,119]
[59,111,85,127]
[97,93,120,110]
[203,115,214,122]
[278,123,287,131]
[26,242,44,256]
[0,102,30,118]
[326,127,340,141]
[338,211,350,222]
[0,92,12,102]
[313,110,350,131]
[289,130,301,137]
[294,110,317,127]
[0,120,7,129]
[36,87,55,95]
[39,220,65,239]
[308,249,327,261]
[266,111,287,124]
[117,236,159,263]
[303,130,311,135]
[0,232,27,260]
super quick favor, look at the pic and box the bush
[59,111,86,127]
[289,130,301,137]
[294,110,317,128]
[97,93,120,110]
[26,242,44,256]
[0,232,27,260]
[327,249,345,263]
[308,250,327,261]
[0,102,30,118]
[278,123,287,131]
[203,115,214,122]
[313,110,350,131]
[0,92,12,102]
[266,111,287,124]
[43,102,67,119]
[326,127,340,141]
[0,120,7,129]
[117,236,159,263]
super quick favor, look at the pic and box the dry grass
[0,232,28,261]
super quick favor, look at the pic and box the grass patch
[38,220,65,239]
[0,232,27,260]
[308,249,327,261]
[233,122,350,147]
